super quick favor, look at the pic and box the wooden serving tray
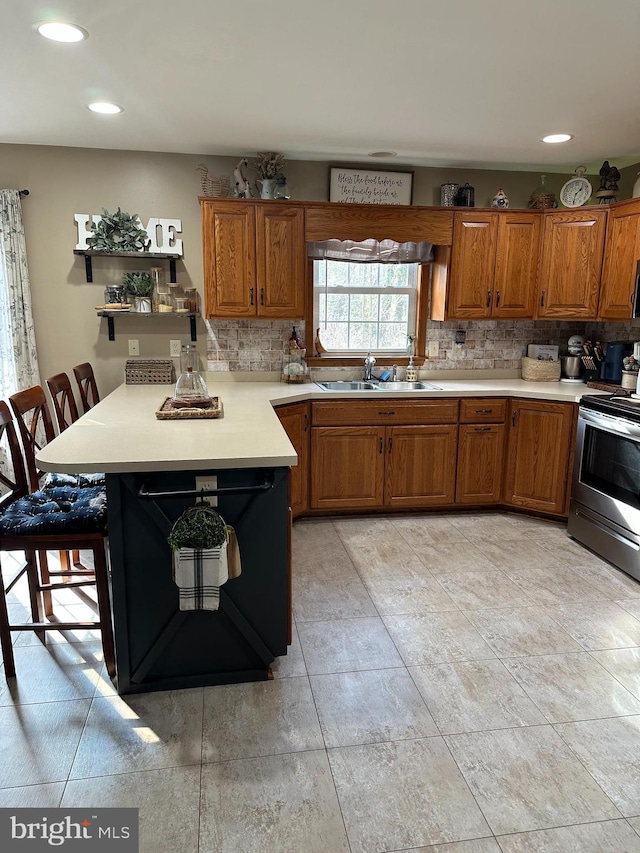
[155,397,223,419]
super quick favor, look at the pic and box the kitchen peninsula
[36,377,603,694]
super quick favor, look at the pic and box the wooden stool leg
[93,544,115,679]
[0,568,16,678]
[37,551,54,616]
[72,550,82,568]
[59,549,72,582]
[25,550,45,643]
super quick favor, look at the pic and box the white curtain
[0,190,39,398]
[307,238,433,263]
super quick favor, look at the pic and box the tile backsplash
[206,317,639,372]
[206,319,306,371]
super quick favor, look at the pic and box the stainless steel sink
[315,380,441,392]
[376,381,441,391]
[316,381,381,391]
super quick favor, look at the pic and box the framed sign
[329,167,413,205]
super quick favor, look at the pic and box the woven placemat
[155,397,223,419]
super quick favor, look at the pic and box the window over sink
[309,239,432,357]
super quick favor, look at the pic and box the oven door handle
[579,408,640,438]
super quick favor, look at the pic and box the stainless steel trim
[568,500,640,582]
[578,407,640,438]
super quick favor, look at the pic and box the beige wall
[0,142,637,397]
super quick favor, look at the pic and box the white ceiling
[4,0,640,173]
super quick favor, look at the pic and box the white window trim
[313,261,418,357]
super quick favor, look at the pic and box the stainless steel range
[569,394,640,581]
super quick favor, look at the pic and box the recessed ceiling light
[87,102,124,115]
[36,21,88,42]
[541,133,574,144]
[369,151,397,158]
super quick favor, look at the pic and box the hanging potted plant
[123,272,154,313]
[168,504,230,611]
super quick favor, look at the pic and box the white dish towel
[173,542,229,611]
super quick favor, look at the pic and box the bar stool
[46,372,79,433]
[0,401,115,679]
[9,386,104,611]
[73,363,100,414]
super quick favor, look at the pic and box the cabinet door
[493,213,541,318]
[202,201,256,317]
[456,424,505,505]
[385,425,458,508]
[275,402,309,518]
[310,427,385,510]
[256,205,305,318]
[599,202,640,320]
[504,400,575,515]
[537,210,606,319]
[448,213,498,318]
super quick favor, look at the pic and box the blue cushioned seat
[43,472,106,489]
[0,486,107,535]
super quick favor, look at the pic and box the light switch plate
[170,340,181,358]
[128,339,140,356]
[428,340,439,358]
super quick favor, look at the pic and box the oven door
[572,407,640,534]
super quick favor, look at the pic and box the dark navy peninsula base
[105,467,289,694]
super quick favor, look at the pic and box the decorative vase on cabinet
[256,178,277,199]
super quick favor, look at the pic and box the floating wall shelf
[74,249,180,283]
[96,310,199,342]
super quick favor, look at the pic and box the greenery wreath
[87,207,149,252]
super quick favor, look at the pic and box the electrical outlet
[428,340,439,358]
[128,339,139,356]
[195,475,217,506]
[170,340,181,357]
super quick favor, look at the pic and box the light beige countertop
[36,376,606,475]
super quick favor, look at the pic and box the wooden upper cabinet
[256,206,305,317]
[493,213,541,318]
[599,198,640,320]
[202,199,305,319]
[202,201,255,317]
[448,213,498,318]
[537,209,607,319]
[444,211,540,320]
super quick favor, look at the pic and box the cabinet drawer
[311,399,459,426]
[459,398,507,423]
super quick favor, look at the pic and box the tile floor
[3,513,640,851]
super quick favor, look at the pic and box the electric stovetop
[580,392,640,422]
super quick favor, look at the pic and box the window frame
[312,260,419,358]
[304,259,429,367]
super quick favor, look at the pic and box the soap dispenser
[405,335,418,382]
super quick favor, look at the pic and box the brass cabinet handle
[486,290,492,307]
[540,289,546,308]
[475,409,493,414]
[379,437,383,454]
[495,290,501,308]
[512,411,517,427]
[388,436,393,453]
[260,287,265,306]
[474,426,492,432]
[249,287,254,306]
[378,411,396,416]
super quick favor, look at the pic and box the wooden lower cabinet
[310,427,385,510]
[504,399,575,515]
[275,402,309,518]
[386,425,458,508]
[310,424,458,510]
[456,423,505,505]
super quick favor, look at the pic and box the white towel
[173,542,229,611]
